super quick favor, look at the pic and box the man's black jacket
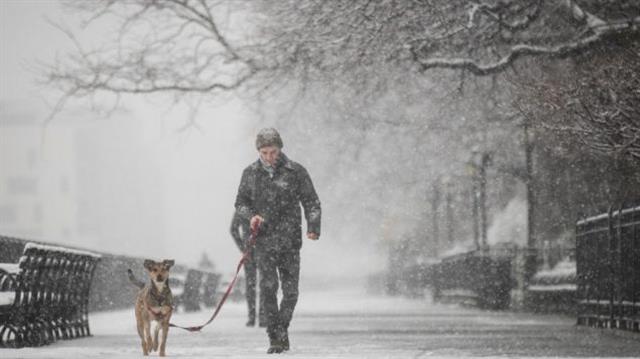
[234,153,321,251]
[230,211,251,252]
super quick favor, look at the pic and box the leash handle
[169,224,260,332]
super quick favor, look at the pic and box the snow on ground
[4,286,640,358]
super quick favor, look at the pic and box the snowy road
[5,287,640,358]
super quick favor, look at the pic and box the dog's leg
[144,319,153,354]
[135,306,148,356]
[152,321,160,352]
[159,321,170,357]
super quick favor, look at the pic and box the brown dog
[128,259,175,357]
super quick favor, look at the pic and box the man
[234,128,321,354]
[229,210,265,327]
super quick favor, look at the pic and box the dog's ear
[143,259,155,271]
[163,259,175,269]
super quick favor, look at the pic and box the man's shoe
[282,335,289,351]
[267,339,284,354]
[246,319,256,327]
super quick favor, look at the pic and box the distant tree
[43,0,266,110]
[198,251,215,270]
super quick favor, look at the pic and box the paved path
[5,288,640,358]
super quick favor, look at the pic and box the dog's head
[143,259,175,284]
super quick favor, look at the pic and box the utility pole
[467,161,480,250]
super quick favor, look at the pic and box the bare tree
[46,1,640,103]
[508,39,640,162]
[43,0,266,110]
[255,1,639,77]
[44,1,640,162]
[411,0,640,75]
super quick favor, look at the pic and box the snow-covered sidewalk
[4,288,640,358]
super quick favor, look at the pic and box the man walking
[235,128,321,354]
[230,210,265,327]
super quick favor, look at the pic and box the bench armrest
[0,266,18,292]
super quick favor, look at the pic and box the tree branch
[413,16,640,76]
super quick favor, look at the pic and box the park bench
[525,259,576,313]
[430,246,515,310]
[0,242,101,348]
[202,272,221,307]
[171,269,221,312]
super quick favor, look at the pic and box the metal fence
[576,204,640,332]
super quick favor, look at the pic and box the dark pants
[244,251,265,324]
[258,249,300,339]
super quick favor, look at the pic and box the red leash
[169,225,259,332]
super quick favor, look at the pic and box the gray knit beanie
[255,128,283,150]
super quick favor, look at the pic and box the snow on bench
[0,292,15,306]
[0,263,20,274]
[0,243,99,277]
[528,284,577,292]
[534,261,575,279]
[529,259,576,292]
[22,242,101,258]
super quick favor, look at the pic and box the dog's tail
[127,269,145,289]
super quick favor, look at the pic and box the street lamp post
[431,180,441,257]
[479,152,491,249]
[523,118,537,285]
[444,178,455,246]
[466,161,480,250]
[468,150,492,250]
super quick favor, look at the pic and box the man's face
[259,145,281,166]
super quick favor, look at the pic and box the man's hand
[307,232,319,240]
[250,215,264,232]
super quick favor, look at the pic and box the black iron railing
[576,204,640,332]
